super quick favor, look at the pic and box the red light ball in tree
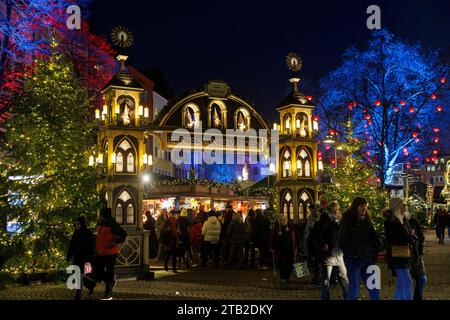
[353,101,357,107]
[365,114,371,120]
[409,106,415,113]
[313,115,319,121]
[415,138,420,143]
[441,77,446,84]
[366,151,371,156]
[306,95,313,101]
[400,100,406,106]
[412,132,418,138]
[425,158,430,163]
[403,148,408,153]
[394,106,399,112]
[433,128,440,133]
[376,177,381,183]
[325,145,330,150]
[329,129,335,135]
[431,93,437,100]
[433,150,439,155]
[434,137,440,143]
[374,100,381,106]
[414,157,420,162]
[437,105,443,112]
[331,159,335,165]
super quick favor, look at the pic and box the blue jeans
[414,275,427,300]
[344,257,379,300]
[394,269,413,300]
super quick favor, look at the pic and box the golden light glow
[138,105,144,116]
[115,105,120,114]
[102,104,107,115]
[98,153,103,164]
[148,154,153,166]
[313,120,319,131]
[144,107,149,118]
[111,152,117,164]
[88,155,94,166]
[318,160,323,171]
[143,153,148,165]
[95,109,100,119]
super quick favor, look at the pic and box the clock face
[286,52,302,72]
[111,26,134,48]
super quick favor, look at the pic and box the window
[127,204,134,224]
[281,190,293,221]
[183,104,200,129]
[234,108,251,131]
[127,153,134,172]
[295,113,309,137]
[210,102,226,129]
[282,148,292,178]
[297,148,312,177]
[115,204,123,224]
[116,153,124,172]
[283,114,292,133]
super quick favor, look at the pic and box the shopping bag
[84,262,93,274]
[293,261,309,278]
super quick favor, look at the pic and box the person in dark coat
[313,202,348,300]
[253,209,270,269]
[95,208,127,300]
[66,215,95,300]
[338,196,381,300]
[244,209,256,268]
[161,210,180,272]
[143,211,158,259]
[226,212,246,269]
[177,208,191,268]
[221,205,234,264]
[436,208,448,245]
[189,213,204,266]
[406,211,427,300]
[271,214,298,285]
[384,197,413,300]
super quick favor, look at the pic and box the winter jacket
[253,213,270,247]
[189,220,203,247]
[270,222,298,262]
[221,210,234,242]
[227,220,246,244]
[177,216,190,251]
[408,217,426,278]
[96,217,127,256]
[338,212,381,263]
[384,211,412,270]
[144,216,157,239]
[313,211,343,263]
[67,227,95,265]
[155,215,166,240]
[436,212,448,228]
[160,217,179,249]
[202,216,222,244]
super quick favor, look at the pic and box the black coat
[384,213,412,270]
[408,217,426,278]
[67,227,95,266]
[313,212,340,260]
[338,213,381,263]
[253,213,270,247]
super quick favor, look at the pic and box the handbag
[84,262,93,274]
[293,261,310,278]
[391,245,410,258]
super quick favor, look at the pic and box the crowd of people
[66,196,449,300]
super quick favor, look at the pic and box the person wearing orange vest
[95,208,127,300]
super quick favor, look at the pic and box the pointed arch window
[295,112,309,137]
[282,148,292,178]
[298,190,313,221]
[281,190,294,221]
[115,138,136,174]
[234,108,251,131]
[115,190,135,225]
[283,114,292,133]
[183,104,200,129]
[297,147,312,178]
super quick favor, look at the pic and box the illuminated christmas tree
[320,121,388,235]
[0,51,100,275]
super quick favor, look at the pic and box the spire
[290,77,301,94]
[116,55,129,72]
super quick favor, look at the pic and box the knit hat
[180,208,188,217]
[389,197,404,215]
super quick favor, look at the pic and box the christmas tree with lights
[320,121,388,236]
[0,51,101,276]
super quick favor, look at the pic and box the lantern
[95,109,100,119]
[318,160,323,171]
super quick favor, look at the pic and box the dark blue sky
[89,0,450,121]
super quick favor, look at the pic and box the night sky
[89,0,450,122]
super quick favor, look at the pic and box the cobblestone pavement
[0,230,449,300]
